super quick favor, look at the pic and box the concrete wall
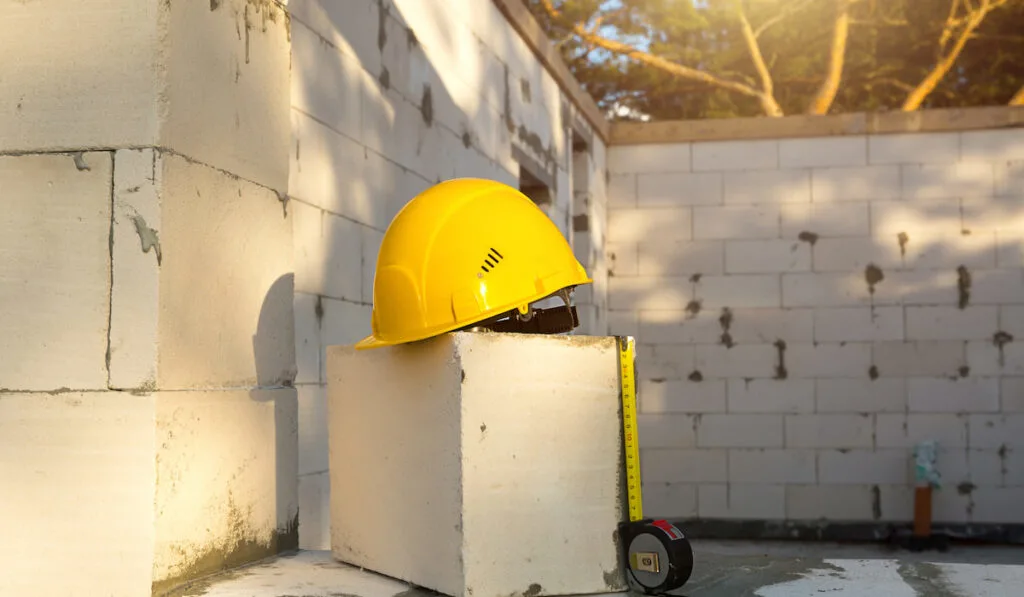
[283,0,610,549]
[2,1,298,595]
[1,0,609,589]
[606,123,1024,528]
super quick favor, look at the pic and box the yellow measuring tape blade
[618,336,643,522]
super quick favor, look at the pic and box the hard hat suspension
[459,287,579,336]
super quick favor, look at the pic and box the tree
[527,0,1024,120]
[901,0,1017,110]
[1013,85,1024,104]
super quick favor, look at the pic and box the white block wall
[573,140,611,336]
[2,1,299,595]
[285,0,609,548]
[608,129,1024,525]
[2,0,609,584]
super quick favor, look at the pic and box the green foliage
[527,0,1024,120]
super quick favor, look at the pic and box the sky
[590,0,651,62]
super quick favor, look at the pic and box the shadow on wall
[289,0,573,308]
[152,273,301,597]
[252,272,300,552]
[608,157,1019,368]
[5,1,305,593]
[286,0,589,550]
[604,144,1024,525]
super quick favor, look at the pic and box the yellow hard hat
[355,178,592,350]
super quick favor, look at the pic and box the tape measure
[618,335,644,522]
[616,336,694,595]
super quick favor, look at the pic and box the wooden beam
[610,105,1024,145]
[491,0,610,143]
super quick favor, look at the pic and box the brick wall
[285,0,609,549]
[607,128,1024,526]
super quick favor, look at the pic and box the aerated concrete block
[152,389,299,594]
[0,0,161,152]
[162,0,291,192]
[326,332,628,597]
[0,392,156,597]
[156,152,295,390]
[0,152,112,391]
[109,148,161,390]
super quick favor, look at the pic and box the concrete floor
[176,540,1024,597]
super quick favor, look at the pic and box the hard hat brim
[353,277,593,350]
[353,334,401,350]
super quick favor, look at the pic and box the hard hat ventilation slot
[480,248,504,273]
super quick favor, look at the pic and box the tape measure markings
[618,336,643,523]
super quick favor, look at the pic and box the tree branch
[753,0,817,37]
[1011,85,1024,106]
[938,0,963,51]
[806,0,852,114]
[902,0,1010,111]
[587,7,626,34]
[734,2,784,116]
[537,0,783,116]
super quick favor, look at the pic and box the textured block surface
[162,0,292,191]
[0,0,160,151]
[157,152,295,390]
[152,389,299,593]
[0,152,112,391]
[607,128,1024,526]
[327,332,626,597]
[0,392,156,597]
[109,148,161,390]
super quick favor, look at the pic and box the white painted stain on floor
[754,557,1024,597]
[937,563,1024,597]
[188,551,411,597]
[755,559,918,596]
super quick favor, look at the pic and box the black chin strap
[461,287,580,335]
[482,304,579,335]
